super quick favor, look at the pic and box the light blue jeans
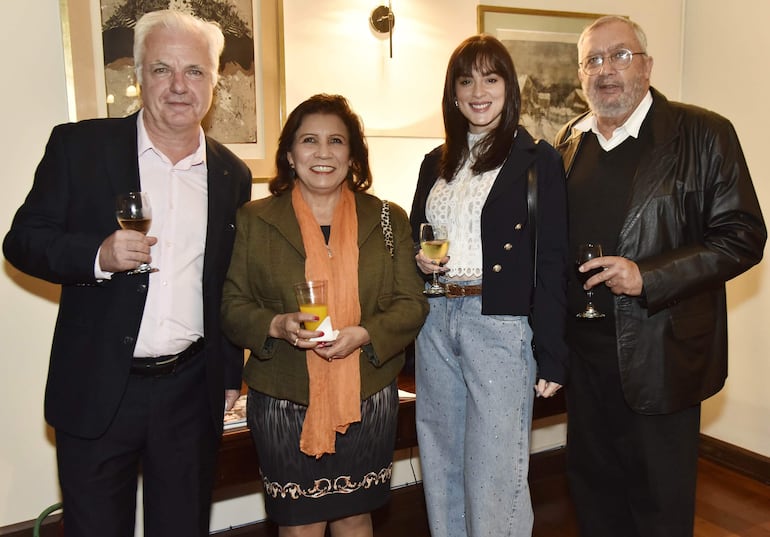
[416,290,536,537]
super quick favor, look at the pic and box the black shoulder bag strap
[527,140,539,327]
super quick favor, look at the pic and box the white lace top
[425,132,502,281]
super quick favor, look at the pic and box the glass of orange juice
[293,280,328,332]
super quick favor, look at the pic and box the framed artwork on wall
[477,6,608,141]
[59,0,286,181]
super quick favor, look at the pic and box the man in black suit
[3,10,251,537]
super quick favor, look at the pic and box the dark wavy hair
[269,94,372,196]
[439,35,521,181]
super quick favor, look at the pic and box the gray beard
[585,76,647,119]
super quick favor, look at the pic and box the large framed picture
[59,0,285,180]
[478,6,606,141]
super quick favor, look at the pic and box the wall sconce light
[370,2,395,58]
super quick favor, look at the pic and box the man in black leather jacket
[553,16,766,537]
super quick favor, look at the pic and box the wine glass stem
[432,271,439,287]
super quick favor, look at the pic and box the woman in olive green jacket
[223,190,427,404]
[221,94,428,537]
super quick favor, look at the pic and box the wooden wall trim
[6,431,769,536]
[699,433,770,486]
[0,511,61,537]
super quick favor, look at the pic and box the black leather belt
[443,283,483,298]
[131,338,205,377]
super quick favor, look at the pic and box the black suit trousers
[566,349,701,537]
[55,353,219,537]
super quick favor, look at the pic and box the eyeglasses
[579,48,647,76]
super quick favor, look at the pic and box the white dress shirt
[574,90,653,151]
[117,111,209,357]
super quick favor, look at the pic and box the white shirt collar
[574,90,653,151]
[136,109,206,167]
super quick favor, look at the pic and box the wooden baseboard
[0,450,567,537]
[6,435,769,536]
[699,433,770,485]
[0,508,61,537]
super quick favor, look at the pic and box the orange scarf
[291,186,362,458]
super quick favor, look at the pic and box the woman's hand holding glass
[269,312,324,349]
[415,250,450,274]
[416,223,450,296]
[313,326,370,362]
[269,313,369,362]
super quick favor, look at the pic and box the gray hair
[133,9,225,86]
[577,16,648,59]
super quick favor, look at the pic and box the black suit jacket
[3,113,252,438]
[410,126,569,384]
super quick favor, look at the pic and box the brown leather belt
[443,283,483,298]
[131,338,205,377]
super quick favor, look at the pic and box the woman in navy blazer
[409,35,569,537]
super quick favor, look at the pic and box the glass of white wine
[420,223,449,297]
[115,191,158,275]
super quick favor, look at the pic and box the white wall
[280,0,685,212]
[0,0,68,527]
[2,0,768,531]
[682,0,770,458]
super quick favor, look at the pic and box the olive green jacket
[221,191,429,405]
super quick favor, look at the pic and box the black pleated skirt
[246,381,399,526]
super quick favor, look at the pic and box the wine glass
[419,223,449,297]
[575,243,605,319]
[115,191,158,275]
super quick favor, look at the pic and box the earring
[454,99,459,107]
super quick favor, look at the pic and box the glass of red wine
[575,242,605,319]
